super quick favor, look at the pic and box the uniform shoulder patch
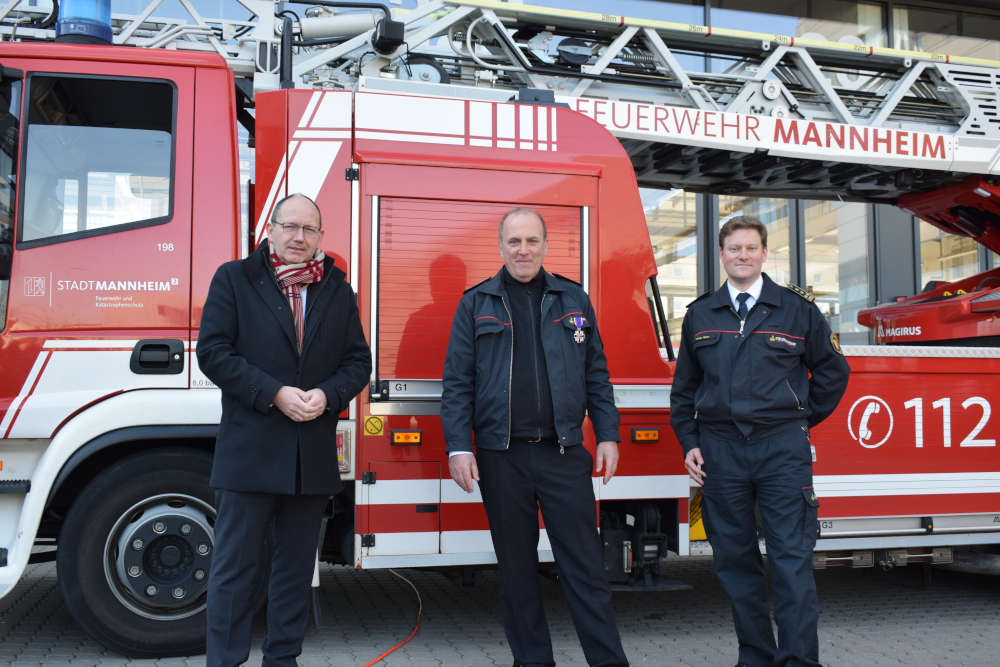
[687,290,714,307]
[463,276,491,294]
[552,273,582,287]
[784,283,815,302]
[830,332,844,355]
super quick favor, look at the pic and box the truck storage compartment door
[814,347,1000,544]
[363,164,596,430]
[360,460,441,560]
[355,165,596,561]
[376,196,586,393]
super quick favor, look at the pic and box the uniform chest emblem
[769,334,798,349]
[572,316,586,344]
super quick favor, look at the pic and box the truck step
[0,480,30,494]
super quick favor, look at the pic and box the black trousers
[206,489,327,667]
[700,423,820,667]
[477,441,628,667]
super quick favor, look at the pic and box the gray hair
[498,208,547,243]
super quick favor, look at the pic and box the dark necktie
[736,292,751,320]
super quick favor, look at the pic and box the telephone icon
[858,402,880,446]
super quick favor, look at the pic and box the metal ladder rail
[0,0,996,143]
[420,1,998,138]
[282,1,999,141]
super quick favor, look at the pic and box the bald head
[272,193,322,229]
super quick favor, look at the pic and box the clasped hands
[274,386,327,422]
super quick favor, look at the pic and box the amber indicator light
[392,430,422,445]
[631,427,660,442]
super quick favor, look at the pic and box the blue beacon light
[56,0,113,44]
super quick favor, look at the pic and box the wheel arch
[4,388,221,576]
[41,426,217,539]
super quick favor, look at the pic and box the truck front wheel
[57,448,216,657]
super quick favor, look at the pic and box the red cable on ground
[360,568,424,666]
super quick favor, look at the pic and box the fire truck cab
[0,44,241,654]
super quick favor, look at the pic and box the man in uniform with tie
[669,216,850,667]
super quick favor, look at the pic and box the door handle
[130,339,184,375]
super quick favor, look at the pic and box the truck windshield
[0,72,19,330]
[18,75,173,246]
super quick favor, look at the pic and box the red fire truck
[0,0,998,657]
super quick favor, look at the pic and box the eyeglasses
[272,221,322,238]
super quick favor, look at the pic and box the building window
[893,6,1000,61]
[709,1,886,79]
[643,188,699,336]
[718,195,792,286]
[516,0,702,23]
[712,1,886,45]
[803,200,869,344]
[918,220,980,287]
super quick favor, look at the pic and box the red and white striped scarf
[270,248,325,351]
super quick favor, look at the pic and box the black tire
[57,448,217,657]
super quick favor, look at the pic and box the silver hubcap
[103,493,215,621]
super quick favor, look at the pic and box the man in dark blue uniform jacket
[442,208,628,667]
[198,193,371,666]
[670,216,850,667]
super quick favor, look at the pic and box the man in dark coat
[442,208,628,667]
[198,193,371,666]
